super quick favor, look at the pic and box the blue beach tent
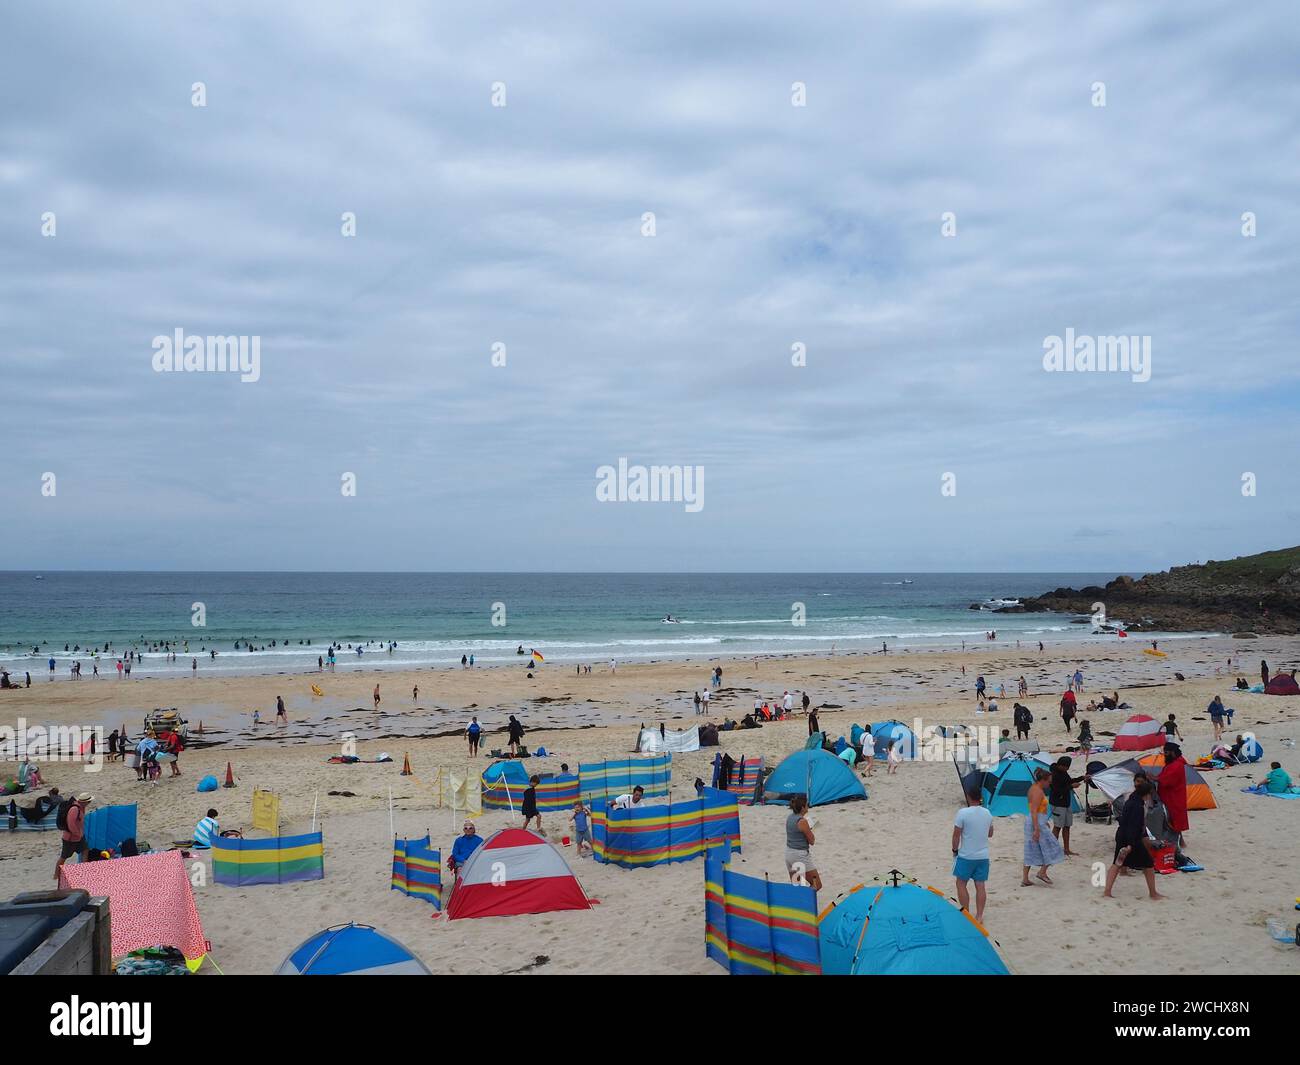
[763,749,866,807]
[870,720,919,760]
[483,760,530,786]
[819,876,1010,975]
[276,923,431,975]
[965,754,1082,817]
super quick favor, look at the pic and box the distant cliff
[999,547,1300,634]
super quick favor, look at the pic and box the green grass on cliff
[1191,546,1300,586]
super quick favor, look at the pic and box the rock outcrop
[999,546,1300,634]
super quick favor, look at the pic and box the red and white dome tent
[1112,713,1165,752]
[444,827,593,920]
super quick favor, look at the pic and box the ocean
[0,571,1191,678]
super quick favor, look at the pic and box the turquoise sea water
[1,571,1186,677]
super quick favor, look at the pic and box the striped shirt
[194,816,219,848]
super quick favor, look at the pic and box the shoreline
[2,632,1298,976]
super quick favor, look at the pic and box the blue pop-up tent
[820,877,1009,975]
[870,720,919,760]
[762,749,866,807]
[276,923,430,975]
[966,754,1083,817]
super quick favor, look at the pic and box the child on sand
[886,738,902,775]
[570,800,593,857]
[521,776,541,833]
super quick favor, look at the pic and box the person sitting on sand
[448,820,484,875]
[999,728,1012,750]
[1100,691,1119,710]
[1103,777,1164,901]
[740,713,762,730]
[193,808,220,848]
[1022,768,1064,886]
[1260,761,1293,794]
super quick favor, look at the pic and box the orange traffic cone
[400,753,413,776]
[222,761,236,788]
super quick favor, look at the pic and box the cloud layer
[3,0,1297,571]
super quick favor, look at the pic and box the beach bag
[1151,846,1177,874]
[55,797,75,831]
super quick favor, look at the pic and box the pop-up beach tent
[1089,756,1217,811]
[960,754,1082,817]
[819,874,1009,975]
[762,749,866,807]
[276,923,430,975]
[444,828,592,920]
[1265,674,1300,696]
[1112,713,1165,751]
[869,720,919,760]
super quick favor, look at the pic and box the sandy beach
[4,637,1299,975]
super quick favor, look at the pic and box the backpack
[55,797,76,831]
[1024,709,1033,724]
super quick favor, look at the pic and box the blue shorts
[953,856,989,882]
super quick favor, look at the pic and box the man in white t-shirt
[951,787,994,923]
[782,691,794,714]
[611,786,645,811]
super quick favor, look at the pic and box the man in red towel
[1157,743,1189,842]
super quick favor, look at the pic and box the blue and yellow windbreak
[704,849,821,975]
[483,772,581,813]
[211,831,324,886]
[591,787,741,868]
[578,755,671,801]
[391,835,442,908]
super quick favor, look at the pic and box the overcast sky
[3,0,1297,573]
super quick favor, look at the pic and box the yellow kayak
[1142,649,1167,658]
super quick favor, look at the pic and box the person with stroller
[1048,756,1086,856]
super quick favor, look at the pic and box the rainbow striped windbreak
[483,772,581,813]
[717,756,764,804]
[705,849,821,975]
[211,831,324,886]
[591,787,741,868]
[391,835,442,908]
[578,755,671,801]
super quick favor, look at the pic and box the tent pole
[388,785,394,839]
[310,788,318,835]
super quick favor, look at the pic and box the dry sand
[3,636,1299,975]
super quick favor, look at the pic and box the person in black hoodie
[507,715,525,756]
[1013,703,1033,740]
